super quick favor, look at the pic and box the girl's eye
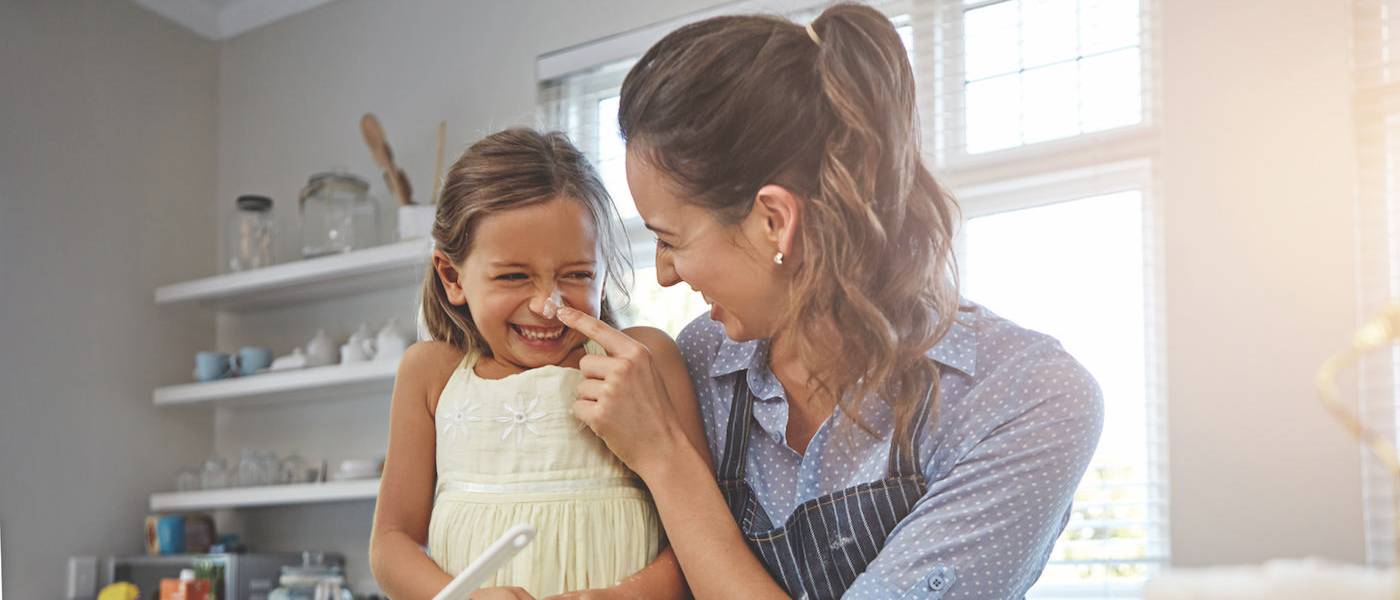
[655,238,673,251]
[566,271,595,280]
[495,273,528,281]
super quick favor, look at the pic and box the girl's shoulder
[397,340,468,414]
[621,325,677,352]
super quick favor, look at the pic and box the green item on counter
[193,558,224,600]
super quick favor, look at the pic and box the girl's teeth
[517,326,564,341]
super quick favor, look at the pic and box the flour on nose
[542,287,564,319]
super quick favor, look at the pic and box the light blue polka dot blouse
[674,302,1104,599]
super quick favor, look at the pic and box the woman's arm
[844,342,1104,599]
[615,327,715,599]
[369,342,459,600]
[559,309,788,600]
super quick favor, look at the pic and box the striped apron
[717,376,936,600]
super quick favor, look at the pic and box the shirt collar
[707,306,979,380]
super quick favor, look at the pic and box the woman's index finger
[556,306,639,355]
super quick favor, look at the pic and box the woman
[557,3,1103,598]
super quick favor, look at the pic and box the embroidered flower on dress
[495,395,547,442]
[439,398,481,438]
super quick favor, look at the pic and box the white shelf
[154,359,399,408]
[149,479,380,511]
[154,238,433,311]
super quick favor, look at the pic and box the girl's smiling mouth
[511,323,569,346]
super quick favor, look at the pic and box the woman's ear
[753,184,803,264]
[431,249,469,305]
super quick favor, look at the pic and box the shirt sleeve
[842,342,1105,600]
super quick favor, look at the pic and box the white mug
[340,338,375,364]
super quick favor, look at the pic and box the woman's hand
[555,306,688,479]
[470,586,537,600]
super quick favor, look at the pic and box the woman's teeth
[513,324,565,341]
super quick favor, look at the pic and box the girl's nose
[528,285,565,319]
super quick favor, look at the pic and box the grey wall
[0,1,219,598]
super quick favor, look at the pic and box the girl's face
[626,148,791,342]
[433,198,605,372]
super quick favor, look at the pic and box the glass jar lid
[236,195,273,212]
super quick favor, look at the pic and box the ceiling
[130,0,340,41]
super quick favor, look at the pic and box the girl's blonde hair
[618,3,962,440]
[421,128,630,357]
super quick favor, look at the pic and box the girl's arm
[560,309,789,600]
[369,341,460,600]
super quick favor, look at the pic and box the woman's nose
[655,252,681,287]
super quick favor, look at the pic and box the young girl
[369,128,707,600]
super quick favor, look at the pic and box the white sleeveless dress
[426,341,661,596]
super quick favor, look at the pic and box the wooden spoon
[432,121,446,204]
[360,113,412,206]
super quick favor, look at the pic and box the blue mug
[236,346,273,376]
[193,352,234,382]
[156,515,185,555]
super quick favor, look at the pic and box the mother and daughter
[369,4,1102,600]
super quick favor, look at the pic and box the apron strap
[887,371,938,478]
[717,372,757,482]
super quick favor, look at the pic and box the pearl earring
[773,252,784,265]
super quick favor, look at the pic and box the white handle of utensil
[431,523,536,600]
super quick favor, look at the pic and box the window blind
[1354,0,1400,568]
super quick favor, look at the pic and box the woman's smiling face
[626,148,789,342]
[436,198,604,371]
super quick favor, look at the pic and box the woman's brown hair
[421,128,630,357]
[618,3,961,438]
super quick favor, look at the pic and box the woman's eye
[566,271,595,280]
[495,273,528,281]
[655,238,672,251]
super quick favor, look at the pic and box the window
[921,0,1154,169]
[957,0,1143,154]
[538,2,1163,596]
[932,0,1165,595]
[957,163,1166,598]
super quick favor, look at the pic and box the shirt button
[928,576,945,591]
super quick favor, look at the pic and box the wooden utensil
[360,113,412,206]
[432,120,447,204]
